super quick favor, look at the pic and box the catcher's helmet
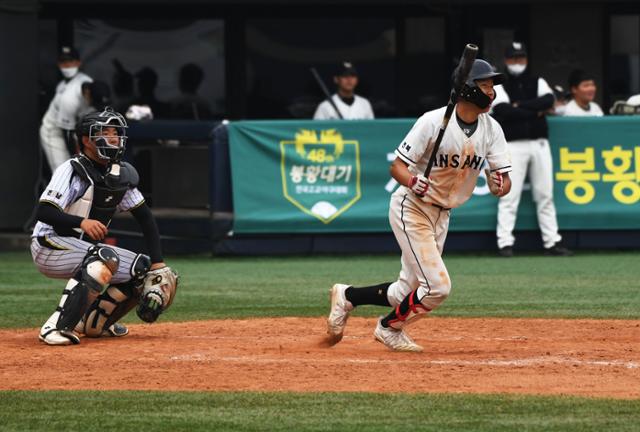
[458,59,504,109]
[77,107,128,162]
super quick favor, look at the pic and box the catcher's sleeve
[130,203,163,263]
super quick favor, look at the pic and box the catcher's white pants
[497,138,561,249]
[386,188,451,311]
[40,122,70,172]
[31,235,139,284]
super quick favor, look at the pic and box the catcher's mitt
[136,266,179,323]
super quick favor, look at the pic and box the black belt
[430,203,451,211]
[36,236,69,250]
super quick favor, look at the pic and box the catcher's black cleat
[104,323,129,337]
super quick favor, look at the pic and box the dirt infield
[1,317,638,399]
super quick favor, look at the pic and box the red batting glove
[409,174,430,196]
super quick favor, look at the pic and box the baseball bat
[310,67,344,119]
[422,43,478,178]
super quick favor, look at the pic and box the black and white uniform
[40,72,93,171]
[31,155,152,284]
[492,74,561,249]
[313,94,374,120]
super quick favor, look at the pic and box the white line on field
[168,354,639,369]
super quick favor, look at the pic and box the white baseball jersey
[32,158,145,239]
[41,72,93,130]
[313,94,374,120]
[561,99,604,117]
[395,106,512,209]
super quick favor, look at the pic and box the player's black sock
[381,289,424,328]
[345,282,391,307]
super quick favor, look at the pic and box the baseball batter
[327,59,512,351]
[32,107,177,346]
[40,46,93,171]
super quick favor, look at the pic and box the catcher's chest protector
[69,156,140,226]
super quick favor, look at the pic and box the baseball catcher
[31,107,178,345]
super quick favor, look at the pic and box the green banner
[228,117,640,234]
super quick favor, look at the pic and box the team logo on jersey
[280,129,361,224]
[46,190,62,199]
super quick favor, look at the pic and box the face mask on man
[506,64,526,76]
[60,67,79,79]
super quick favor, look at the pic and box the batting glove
[484,168,503,195]
[409,174,430,196]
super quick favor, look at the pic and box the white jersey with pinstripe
[32,158,144,239]
[31,156,145,283]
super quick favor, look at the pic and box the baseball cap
[336,61,358,77]
[58,46,80,62]
[505,41,527,58]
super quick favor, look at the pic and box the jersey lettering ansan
[41,72,93,131]
[313,94,374,120]
[32,157,145,239]
[395,106,512,209]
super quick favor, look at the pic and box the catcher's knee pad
[81,283,136,337]
[130,254,151,280]
[55,246,120,332]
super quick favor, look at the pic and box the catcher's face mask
[89,111,128,163]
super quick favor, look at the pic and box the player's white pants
[30,235,140,284]
[39,122,70,172]
[386,188,451,311]
[496,138,561,249]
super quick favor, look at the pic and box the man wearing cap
[491,41,572,257]
[313,62,374,120]
[561,69,604,117]
[40,46,93,171]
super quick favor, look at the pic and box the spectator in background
[491,41,572,257]
[561,69,604,116]
[40,46,93,171]
[170,63,214,120]
[112,59,135,114]
[80,81,112,115]
[313,61,374,120]
[130,67,169,119]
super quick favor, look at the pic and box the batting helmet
[458,59,504,109]
[77,107,128,163]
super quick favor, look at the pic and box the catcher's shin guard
[79,254,150,337]
[80,282,137,337]
[41,246,119,344]
[381,289,431,330]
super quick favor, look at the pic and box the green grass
[0,391,639,432]
[0,251,639,328]
[2,252,639,429]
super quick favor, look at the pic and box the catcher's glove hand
[136,266,179,323]
[484,168,504,196]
